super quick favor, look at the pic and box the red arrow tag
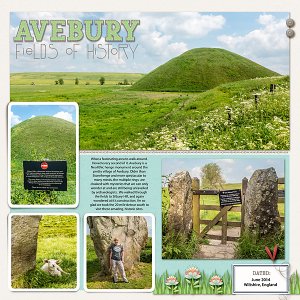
[265,245,278,261]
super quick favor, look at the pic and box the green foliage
[162,187,202,259]
[132,48,278,92]
[75,77,79,85]
[99,76,105,85]
[235,230,285,259]
[10,116,76,205]
[162,188,169,236]
[162,231,200,259]
[155,271,232,294]
[12,215,77,289]
[290,272,300,294]
[140,237,152,263]
[38,216,77,238]
[86,235,152,289]
[10,73,289,151]
[201,163,225,189]
[125,76,289,150]
[58,78,64,85]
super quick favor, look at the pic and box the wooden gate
[192,177,285,245]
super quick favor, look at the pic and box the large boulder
[87,216,148,275]
[11,215,42,281]
[244,168,281,235]
[167,171,193,235]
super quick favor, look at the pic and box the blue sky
[162,158,285,183]
[10,12,289,74]
[10,104,76,127]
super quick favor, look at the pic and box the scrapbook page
[1,2,300,299]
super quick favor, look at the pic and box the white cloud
[159,13,226,38]
[218,159,235,165]
[245,165,255,174]
[217,14,288,74]
[191,166,202,178]
[10,111,22,127]
[29,115,36,119]
[53,111,73,123]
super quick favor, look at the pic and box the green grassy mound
[132,48,279,92]
[11,116,76,205]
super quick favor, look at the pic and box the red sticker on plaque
[41,161,48,170]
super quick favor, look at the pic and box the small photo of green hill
[9,103,78,206]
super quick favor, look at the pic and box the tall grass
[235,230,285,259]
[123,77,289,150]
[155,270,232,294]
[290,272,300,294]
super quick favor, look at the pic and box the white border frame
[84,213,155,293]
[232,264,289,295]
[7,102,79,208]
[8,212,80,292]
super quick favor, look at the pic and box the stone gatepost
[167,171,193,236]
[244,167,281,235]
[11,215,42,281]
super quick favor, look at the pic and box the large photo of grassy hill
[10,13,289,151]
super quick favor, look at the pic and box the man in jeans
[109,238,129,283]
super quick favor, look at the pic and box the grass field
[10,72,289,150]
[86,235,152,290]
[12,215,78,289]
[10,116,76,205]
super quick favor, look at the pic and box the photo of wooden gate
[191,177,285,245]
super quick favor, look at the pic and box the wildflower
[184,267,201,280]
[209,275,223,286]
[165,276,179,286]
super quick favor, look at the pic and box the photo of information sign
[23,160,67,191]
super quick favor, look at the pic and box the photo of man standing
[109,238,129,283]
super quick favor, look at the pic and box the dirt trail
[193,227,240,259]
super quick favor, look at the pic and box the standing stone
[167,171,193,235]
[11,215,42,281]
[87,216,148,275]
[244,168,281,235]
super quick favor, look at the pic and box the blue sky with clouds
[162,158,285,183]
[10,104,76,127]
[10,12,289,74]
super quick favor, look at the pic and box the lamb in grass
[41,259,70,276]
